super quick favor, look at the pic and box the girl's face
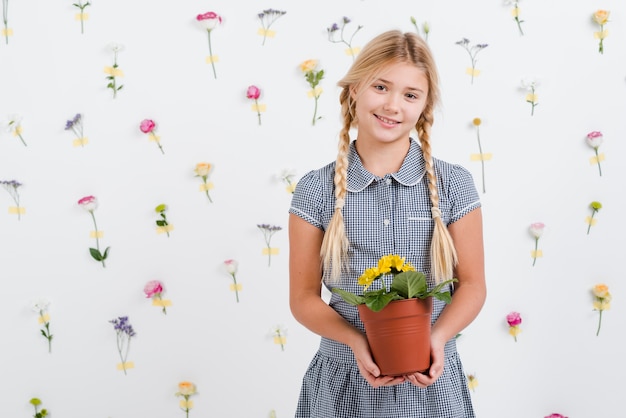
[352,62,429,146]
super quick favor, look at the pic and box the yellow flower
[299,59,317,73]
[194,162,212,177]
[357,267,380,290]
[592,10,609,26]
[472,117,481,126]
[592,283,609,298]
[377,255,393,275]
[467,374,478,392]
[176,381,196,396]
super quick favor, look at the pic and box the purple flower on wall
[109,316,136,374]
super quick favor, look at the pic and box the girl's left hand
[403,341,445,388]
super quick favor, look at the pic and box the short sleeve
[445,164,481,224]
[289,169,327,230]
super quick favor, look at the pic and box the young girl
[289,30,486,417]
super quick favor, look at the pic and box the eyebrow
[375,78,425,93]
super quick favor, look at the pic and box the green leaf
[89,248,103,261]
[366,292,397,312]
[331,288,364,306]
[391,271,428,299]
[102,247,111,259]
[156,220,166,227]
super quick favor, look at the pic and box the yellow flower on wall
[592,10,610,54]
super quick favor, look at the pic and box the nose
[382,93,400,112]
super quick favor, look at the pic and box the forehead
[375,62,429,90]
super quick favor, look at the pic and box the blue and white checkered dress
[289,138,481,418]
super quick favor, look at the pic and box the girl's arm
[407,207,486,387]
[288,213,405,387]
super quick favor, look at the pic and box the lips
[375,114,400,125]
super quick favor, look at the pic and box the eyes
[372,83,421,101]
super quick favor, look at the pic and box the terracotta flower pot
[357,297,432,376]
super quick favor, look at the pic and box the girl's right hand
[351,333,406,388]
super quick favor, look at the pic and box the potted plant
[332,254,456,376]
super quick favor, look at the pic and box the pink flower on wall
[140,119,165,154]
[144,280,169,314]
[223,259,241,302]
[545,414,568,418]
[246,85,263,125]
[197,11,222,79]
[585,131,603,176]
[506,311,522,342]
[78,195,110,267]
[529,222,545,266]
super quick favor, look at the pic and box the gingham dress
[289,138,481,418]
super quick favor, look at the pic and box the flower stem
[17,132,27,146]
[596,310,603,336]
[587,212,595,235]
[151,132,165,154]
[202,178,213,202]
[207,30,217,79]
[90,210,106,267]
[255,99,262,125]
[312,96,319,125]
[595,149,602,176]
[231,273,239,302]
[475,125,486,193]
[532,238,538,266]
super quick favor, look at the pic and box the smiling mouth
[375,114,400,125]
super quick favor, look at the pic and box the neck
[354,138,411,177]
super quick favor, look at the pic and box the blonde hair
[321,30,458,284]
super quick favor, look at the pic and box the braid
[320,88,353,284]
[418,108,458,283]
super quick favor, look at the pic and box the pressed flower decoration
[140,119,165,154]
[333,254,456,312]
[29,398,49,418]
[520,77,539,116]
[299,59,324,126]
[197,11,222,79]
[585,131,604,176]
[470,118,489,193]
[72,1,90,34]
[5,114,27,146]
[455,38,488,84]
[2,0,11,44]
[194,162,214,203]
[467,373,478,392]
[276,169,297,194]
[32,299,53,353]
[1,179,23,219]
[109,316,136,374]
[257,224,282,266]
[175,381,197,418]
[410,17,430,41]
[592,283,611,336]
[154,203,172,236]
[545,414,568,418]
[592,10,609,54]
[144,280,169,314]
[246,85,264,126]
[257,9,286,45]
[505,0,524,35]
[327,16,363,61]
[77,195,110,267]
[506,311,522,342]
[586,201,602,234]
[105,42,124,98]
[529,222,545,266]
[223,259,241,302]
[270,324,288,351]
[65,113,87,147]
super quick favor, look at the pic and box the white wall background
[1,1,624,417]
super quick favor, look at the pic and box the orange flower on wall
[194,163,214,203]
[592,10,610,54]
[175,381,197,418]
[592,284,611,336]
